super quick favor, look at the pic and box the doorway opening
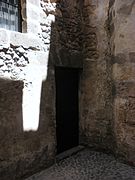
[55,67,79,154]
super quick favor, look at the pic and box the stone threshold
[55,145,85,162]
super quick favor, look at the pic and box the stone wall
[110,0,135,164]
[2,0,84,178]
[0,0,84,178]
[48,0,83,68]
[79,0,114,151]
[79,0,135,165]
[0,0,56,179]
[0,0,135,179]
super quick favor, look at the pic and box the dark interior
[55,67,79,154]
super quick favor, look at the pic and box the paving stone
[25,149,135,180]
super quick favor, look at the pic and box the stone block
[27,0,40,7]
[114,81,135,98]
[27,51,49,66]
[113,53,126,64]
[10,31,43,50]
[129,52,135,63]
[124,126,135,151]
[117,2,135,15]
[27,21,41,34]
[126,98,135,111]
[0,29,9,45]
[114,97,127,124]
[126,110,135,125]
[113,63,135,81]
[27,5,40,21]
[114,16,135,54]
[128,83,135,98]
[114,96,135,117]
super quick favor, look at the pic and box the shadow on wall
[0,0,83,179]
[0,79,23,133]
[0,2,58,180]
[0,78,23,156]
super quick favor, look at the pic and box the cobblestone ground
[26,149,135,180]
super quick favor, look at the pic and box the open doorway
[55,67,79,154]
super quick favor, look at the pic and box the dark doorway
[55,67,79,154]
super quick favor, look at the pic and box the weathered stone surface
[47,0,83,67]
[27,21,41,34]
[114,9,135,54]
[80,0,114,152]
[111,0,135,163]
[113,63,135,81]
[0,29,10,45]
[0,79,23,135]
[117,1,135,15]
[27,6,40,21]
[0,1,56,179]
[129,52,135,63]
[0,0,135,179]
[10,31,43,50]
[114,81,135,98]
[27,0,40,6]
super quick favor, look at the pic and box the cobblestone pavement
[26,149,135,180]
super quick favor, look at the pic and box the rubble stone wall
[0,0,56,179]
[48,0,83,68]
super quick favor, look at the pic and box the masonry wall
[79,0,114,151]
[0,0,56,179]
[0,0,135,179]
[79,0,135,165]
[110,0,135,164]
[0,0,84,178]
[48,0,83,68]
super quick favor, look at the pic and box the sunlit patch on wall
[22,0,57,131]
